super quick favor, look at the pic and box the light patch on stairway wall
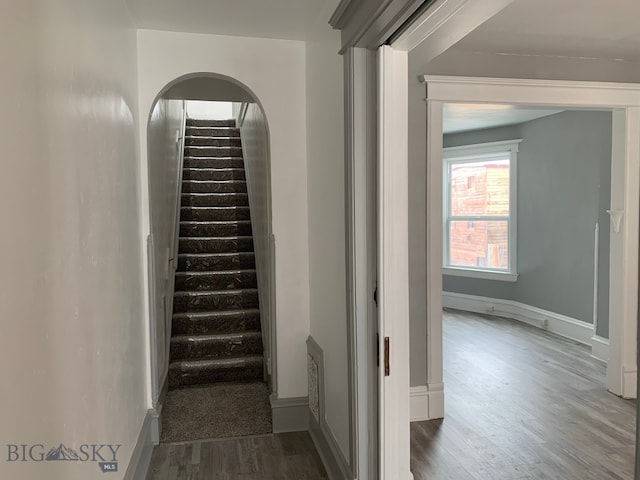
[187,100,233,120]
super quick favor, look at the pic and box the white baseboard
[590,335,609,363]
[410,383,444,422]
[443,293,615,366]
[410,386,429,421]
[270,395,309,433]
[623,367,637,399]
[309,413,351,480]
[443,292,593,345]
[123,409,158,480]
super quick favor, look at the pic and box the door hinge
[384,336,390,376]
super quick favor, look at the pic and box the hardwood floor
[411,309,637,480]
[146,432,328,480]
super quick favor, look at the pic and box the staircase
[168,118,264,389]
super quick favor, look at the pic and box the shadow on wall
[145,73,276,406]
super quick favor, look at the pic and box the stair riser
[181,207,251,222]
[182,181,247,194]
[172,312,261,335]
[186,137,242,147]
[182,169,246,181]
[179,222,252,237]
[173,291,259,313]
[178,237,254,254]
[186,119,236,127]
[168,361,263,388]
[185,146,243,157]
[181,193,248,207]
[170,334,263,360]
[186,127,240,137]
[178,253,255,271]
[175,271,257,291]
[184,158,245,169]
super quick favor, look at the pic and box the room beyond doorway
[410,310,636,480]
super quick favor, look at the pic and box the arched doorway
[145,73,276,442]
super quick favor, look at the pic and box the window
[443,140,521,281]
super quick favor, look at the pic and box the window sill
[443,267,519,282]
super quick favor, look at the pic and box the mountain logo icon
[45,444,80,461]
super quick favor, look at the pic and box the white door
[377,45,413,480]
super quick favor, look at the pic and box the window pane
[448,220,509,269]
[450,159,509,216]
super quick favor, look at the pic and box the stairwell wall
[238,103,275,388]
[147,98,186,398]
[137,29,311,400]
[0,1,149,479]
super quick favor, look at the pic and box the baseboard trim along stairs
[168,118,265,389]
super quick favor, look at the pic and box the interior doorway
[144,75,277,444]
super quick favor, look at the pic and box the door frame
[420,75,640,400]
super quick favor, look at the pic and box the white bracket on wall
[606,209,624,233]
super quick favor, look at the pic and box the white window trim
[443,139,522,282]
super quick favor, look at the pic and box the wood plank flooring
[146,432,328,480]
[411,309,637,480]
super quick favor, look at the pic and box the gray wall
[443,111,612,338]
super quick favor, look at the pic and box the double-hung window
[443,139,521,281]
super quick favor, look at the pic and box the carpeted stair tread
[184,157,245,169]
[182,167,246,181]
[186,126,240,137]
[173,289,259,312]
[186,118,236,127]
[181,180,247,194]
[175,269,257,291]
[184,146,243,157]
[181,192,248,207]
[168,355,264,388]
[180,206,251,221]
[178,236,254,254]
[177,252,255,271]
[172,308,261,335]
[186,136,242,147]
[170,331,263,360]
[180,220,252,237]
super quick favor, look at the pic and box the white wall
[239,104,274,385]
[137,29,311,399]
[305,3,350,460]
[0,1,147,479]
[147,98,185,398]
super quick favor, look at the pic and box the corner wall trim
[123,409,159,480]
[590,335,609,363]
[309,414,351,480]
[410,386,428,421]
[270,395,309,433]
[443,292,593,345]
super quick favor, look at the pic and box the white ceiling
[443,104,563,134]
[125,0,331,40]
[450,0,640,62]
